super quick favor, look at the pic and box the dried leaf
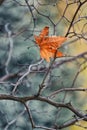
[34,26,67,62]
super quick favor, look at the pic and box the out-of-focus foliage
[0,0,87,130]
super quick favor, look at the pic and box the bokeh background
[0,0,87,130]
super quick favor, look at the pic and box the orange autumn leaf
[34,26,67,62]
[34,26,49,46]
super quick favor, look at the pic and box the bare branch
[4,23,13,74]
[12,59,43,94]
[49,87,87,98]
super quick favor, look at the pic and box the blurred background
[0,0,87,130]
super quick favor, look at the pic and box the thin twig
[5,23,13,74]
[23,102,35,128]
[4,109,26,130]
[49,88,87,98]
[12,59,43,94]
[65,0,87,36]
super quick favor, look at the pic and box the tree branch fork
[0,92,87,129]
